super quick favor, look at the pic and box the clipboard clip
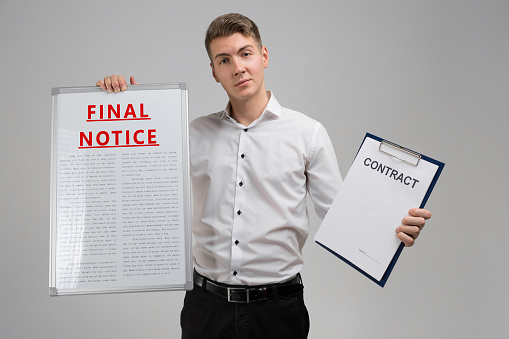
[379,140,421,166]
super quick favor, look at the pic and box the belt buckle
[227,287,250,303]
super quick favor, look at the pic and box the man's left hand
[396,208,432,247]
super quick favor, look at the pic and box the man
[97,13,431,339]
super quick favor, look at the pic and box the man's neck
[229,90,270,127]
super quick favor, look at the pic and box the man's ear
[262,46,269,68]
[210,63,220,83]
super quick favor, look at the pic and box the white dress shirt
[189,93,342,285]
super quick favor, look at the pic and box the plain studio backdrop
[1,1,507,338]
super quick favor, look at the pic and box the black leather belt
[193,270,303,303]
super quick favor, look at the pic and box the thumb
[130,76,139,85]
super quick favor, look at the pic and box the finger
[396,232,415,247]
[401,215,426,229]
[409,208,431,220]
[130,76,139,85]
[118,75,127,91]
[110,74,121,93]
[396,225,421,239]
[104,76,114,92]
[96,80,106,90]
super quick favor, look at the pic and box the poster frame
[49,83,193,296]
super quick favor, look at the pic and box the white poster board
[49,84,192,295]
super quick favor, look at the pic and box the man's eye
[242,52,251,57]
[219,59,228,64]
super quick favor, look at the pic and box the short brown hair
[205,13,262,61]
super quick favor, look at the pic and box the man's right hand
[96,75,138,93]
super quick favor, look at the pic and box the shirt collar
[221,91,282,126]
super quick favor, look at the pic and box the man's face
[209,33,269,104]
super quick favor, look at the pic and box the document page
[51,87,189,293]
[315,135,441,283]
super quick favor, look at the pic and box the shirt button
[239,181,243,187]
[233,271,238,276]
[241,154,245,159]
[235,240,239,245]
[244,128,248,132]
[237,210,242,215]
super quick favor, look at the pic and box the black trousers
[180,280,310,339]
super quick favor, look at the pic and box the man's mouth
[235,79,250,87]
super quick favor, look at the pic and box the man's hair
[205,13,262,61]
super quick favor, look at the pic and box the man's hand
[396,208,431,247]
[96,75,138,92]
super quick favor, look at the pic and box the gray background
[1,0,507,338]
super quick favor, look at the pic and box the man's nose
[233,58,246,76]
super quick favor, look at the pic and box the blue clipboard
[315,133,444,287]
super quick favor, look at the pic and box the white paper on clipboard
[314,133,443,286]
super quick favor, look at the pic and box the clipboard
[314,133,444,287]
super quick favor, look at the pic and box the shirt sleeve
[305,123,343,220]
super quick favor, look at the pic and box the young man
[97,13,431,339]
